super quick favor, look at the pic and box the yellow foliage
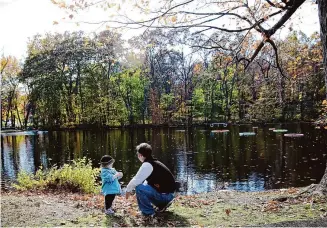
[1,56,20,79]
[13,158,100,194]
[193,63,202,74]
[59,1,66,8]
[0,58,8,72]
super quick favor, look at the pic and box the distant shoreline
[1,121,320,132]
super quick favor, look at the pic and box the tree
[20,31,124,127]
[113,68,148,125]
[54,0,327,194]
[1,56,22,128]
[128,29,200,125]
[56,0,325,95]
[279,31,324,120]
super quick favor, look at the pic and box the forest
[1,29,325,128]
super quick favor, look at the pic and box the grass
[4,169,327,227]
[54,189,327,227]
[2,188,326,227]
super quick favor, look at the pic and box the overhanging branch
[266,38,287,78]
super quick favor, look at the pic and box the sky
[0,0,321,60]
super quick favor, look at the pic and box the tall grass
[13,158,100,194]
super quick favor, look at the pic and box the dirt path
[1,192,101,227]
[1,189,327,227]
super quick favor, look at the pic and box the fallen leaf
[287,188,298,194]
[42,200,51,205]
[225,208,231,216]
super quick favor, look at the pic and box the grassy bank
[2,188,327,227]
[3,158,326,227]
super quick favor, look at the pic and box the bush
[13,170,46,191]
[315,100,327,127]
[13,158,100,194]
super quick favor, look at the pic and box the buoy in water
[273,129,288,133]
[211,130,229,133]
[239,132,256,136]
[284,133,304,137]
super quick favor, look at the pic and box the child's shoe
[105,208,115,215]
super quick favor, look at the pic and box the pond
[1,124,327,195]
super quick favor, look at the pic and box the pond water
[1,124,327,195]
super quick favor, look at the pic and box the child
[100,155,123,215]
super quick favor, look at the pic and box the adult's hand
[125,191,132,200]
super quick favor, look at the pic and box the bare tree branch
[239,39,265,69]
[266,38,287,78]
[266,0,305,37]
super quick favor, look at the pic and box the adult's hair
[136,143,152,158]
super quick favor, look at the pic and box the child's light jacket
[101,168,121,195]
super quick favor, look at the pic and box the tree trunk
[318,0,327,100]
[24,102,32,129]
[316,169,327,194]
[16,106,22,128]
[238,90,243,120]
[279,75,286,121]
[316,0,327,194]
[142,86,147,125]
[210,84,214,122]
[11,110,15,128]
[76,61,84,122]
[5,91,14,127]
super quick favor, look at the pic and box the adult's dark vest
[144,158,176,193]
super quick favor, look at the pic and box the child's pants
[105,194,116,209]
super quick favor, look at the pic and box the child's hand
[117,172,123,178]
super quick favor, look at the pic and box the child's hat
[100,155,114,164]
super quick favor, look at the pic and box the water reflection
[1,124,327,195]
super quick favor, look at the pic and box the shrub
[315,100,327,127]
[13,158,100,194]
[13,170,45,191]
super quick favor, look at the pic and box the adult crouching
[125,143,176,217]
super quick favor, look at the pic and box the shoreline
[1,187,326,227]
[1,121,321,132]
